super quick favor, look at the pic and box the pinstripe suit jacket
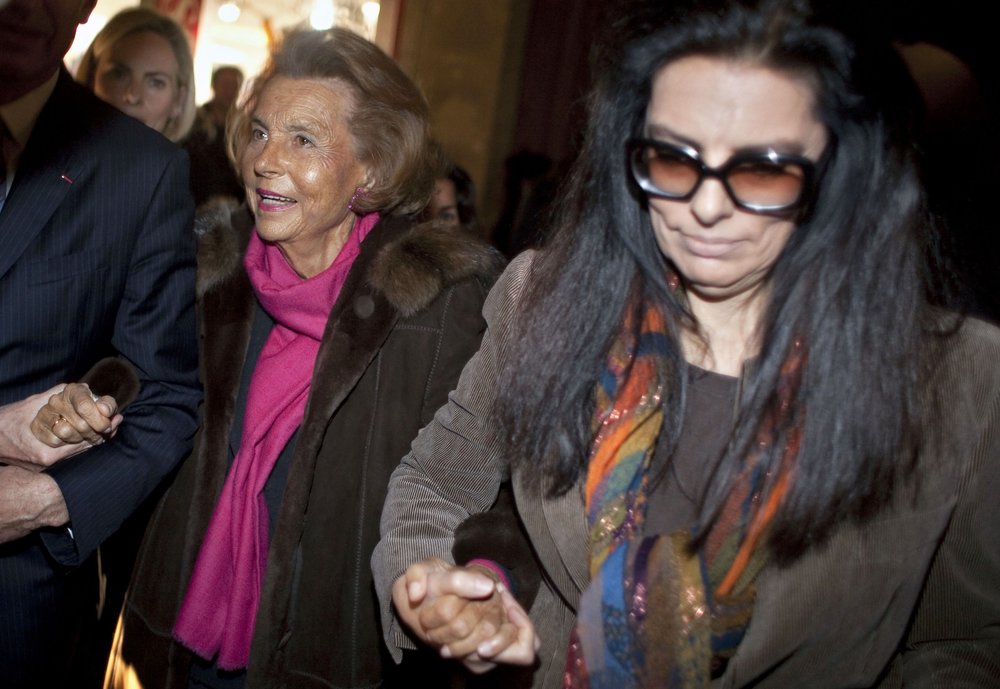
[374,251,1000,688]
[0,72,201,686]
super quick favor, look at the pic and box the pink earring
[348,186,366,212]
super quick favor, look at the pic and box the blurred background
[66,0,998,316]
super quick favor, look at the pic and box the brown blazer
[374,251,1000,688]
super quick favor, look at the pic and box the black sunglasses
[626,137,818,213]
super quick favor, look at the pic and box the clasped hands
[0,382,121,471]
[392,557,538,674]
[0,383,120,543]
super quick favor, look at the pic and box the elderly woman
[75,7,196,142]
[373,1,1000,687]
[38,27,499,689]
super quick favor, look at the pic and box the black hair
[497,0,947,560]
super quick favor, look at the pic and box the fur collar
[194,198,503,316]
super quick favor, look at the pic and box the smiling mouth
[258,191,295,204]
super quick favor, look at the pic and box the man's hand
[0,465,70,543]
[392,557,538,673]
[0,384,118,471]
[31,383,120,448]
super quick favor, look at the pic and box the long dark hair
[498,0,947,560]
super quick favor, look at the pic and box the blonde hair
[75,8,197,142]
[227,28,434,216]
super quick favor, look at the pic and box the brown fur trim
[194,205,504,314]
[194,197,249,297]
[367,221,504,317]
[79,357,141,408]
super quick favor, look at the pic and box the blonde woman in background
[75,7,196,142]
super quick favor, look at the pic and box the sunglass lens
[727,161,805,209]
[643,146,700,198]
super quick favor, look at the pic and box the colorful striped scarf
[564,299,803,688]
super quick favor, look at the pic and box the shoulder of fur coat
[193,197,505,317]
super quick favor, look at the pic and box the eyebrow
[250,114,323,135]
[105,61,172,79]
[645,122,698,148]
[644,122,810,156]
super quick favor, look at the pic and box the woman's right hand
[392,557,538,673]
[30,383,122,450]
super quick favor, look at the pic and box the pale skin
[394,56,828,670]
[647,57,827,375]
[92,29,184,135]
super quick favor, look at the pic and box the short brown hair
[228,29,434,216]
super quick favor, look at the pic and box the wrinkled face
[427,178,459,226]
[644,56,827,303]
[92,30,183,134]
[0,0,96,102]
[241,76,369,269]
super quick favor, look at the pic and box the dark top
[645,366,737,535]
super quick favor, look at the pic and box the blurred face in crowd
[0,0,97,102]
[93,29,184,134]
[643,55,827,306]
[242,76,370,277]
[212,69,243,108]
[427,178,459,227]
[212,67,243,110]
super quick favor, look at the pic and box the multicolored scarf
[564,299,804,688]
[173,213,379,669]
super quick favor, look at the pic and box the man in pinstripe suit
[0,1,201,685]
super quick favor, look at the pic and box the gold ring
[53,415,69,430]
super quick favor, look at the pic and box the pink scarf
[173,213,379,669]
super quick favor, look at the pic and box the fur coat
[109,206,503,689]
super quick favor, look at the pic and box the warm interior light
[310,0,335,30]
[361,1,380,23]
[218,1,241,23]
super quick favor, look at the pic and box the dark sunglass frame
[626,137,817,213]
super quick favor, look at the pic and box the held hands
[31,383,122,450]
[0,385,102,541]
[0,383,120,471]
[392,557,538,674]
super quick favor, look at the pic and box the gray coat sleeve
[372,251,534,658]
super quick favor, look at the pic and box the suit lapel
[0,72,89,280]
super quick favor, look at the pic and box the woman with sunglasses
[374,0,1000,686]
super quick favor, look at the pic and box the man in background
[185,64,244,206]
